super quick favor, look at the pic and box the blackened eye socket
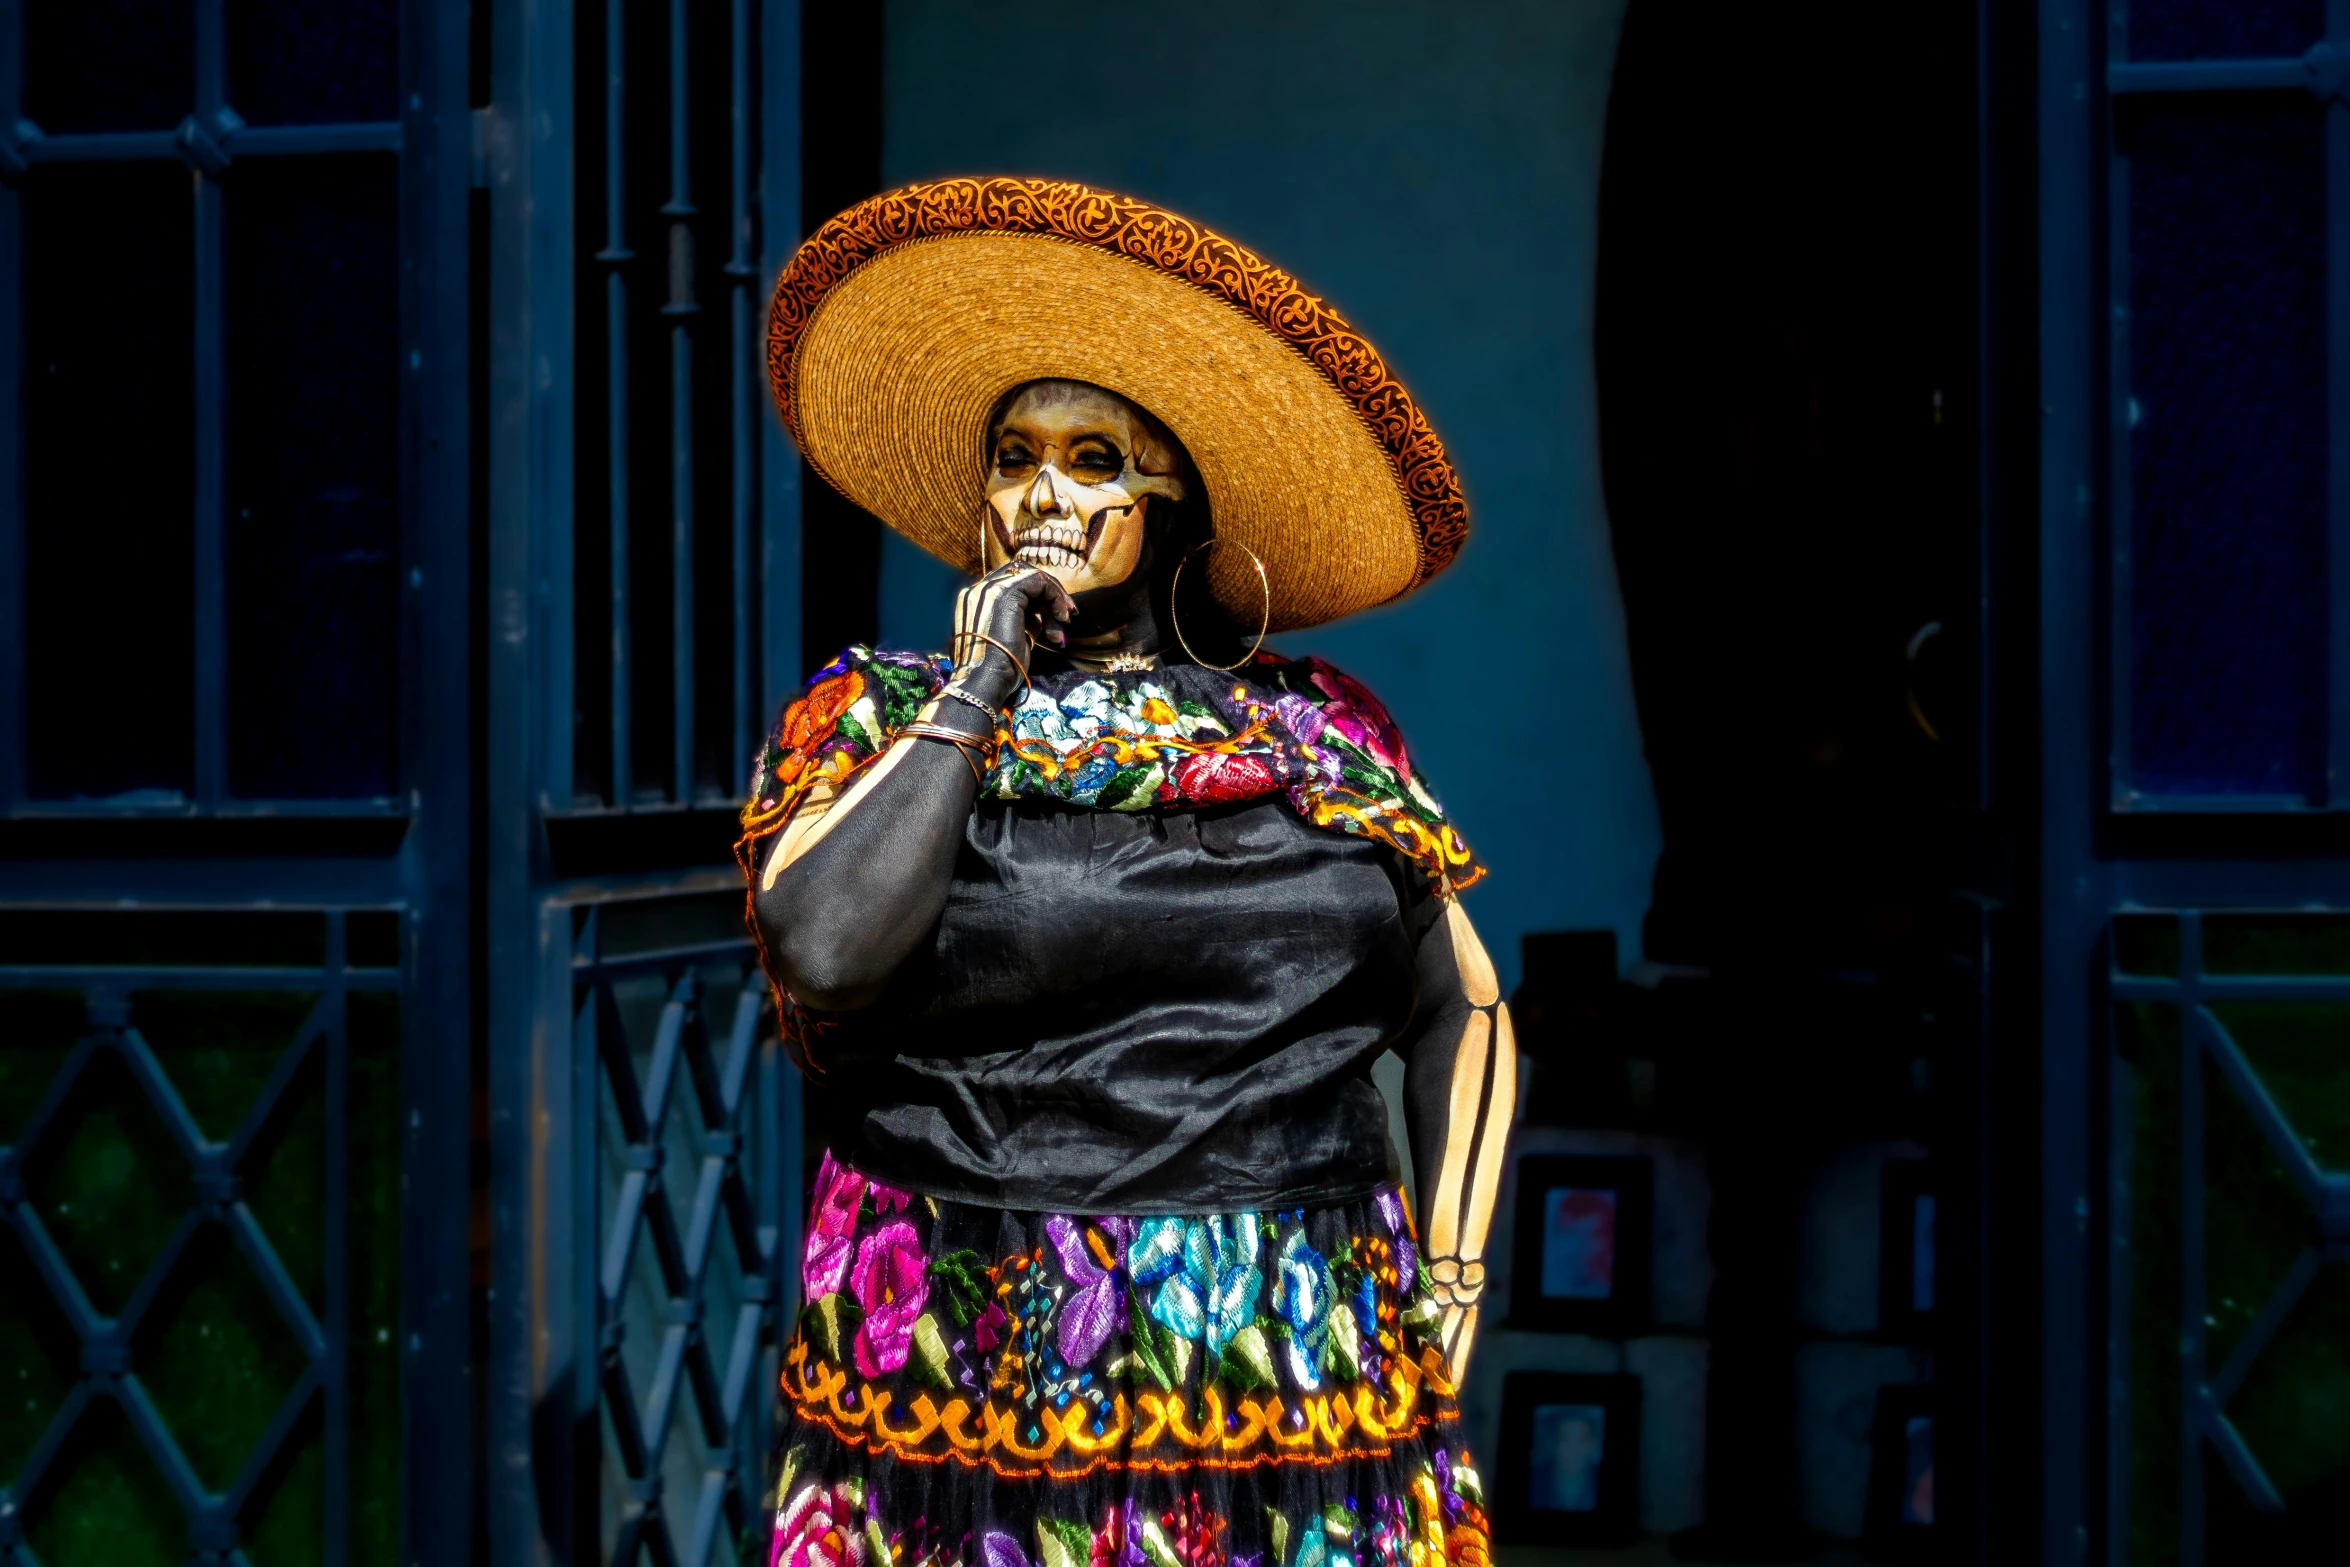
[1068,442,1123,480]
[994,441,1037,475]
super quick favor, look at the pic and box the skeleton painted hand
[949,564,1073,709]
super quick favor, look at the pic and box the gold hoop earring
[1169,538,1271,672]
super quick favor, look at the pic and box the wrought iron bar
[6,1380,93,1528]
[192,0,229,808]
[770,984,802,1329]
[665,0,699,803]
[641,1153,692,1290]
[479,4,590,1559]
[0,864,413,910]
[117,1021,210,1158]
[224,1363,324,1514]
[2104,85,2140,809]
[2107,58,2309,95]
[2197,1009,2332,1204]
[223,1198,328,1355]
[2195,1388,2286,1513]
[716,1297,763,1427]
[2329,4,2350,803]
[643,977,690,1127]
[569,934,758,973]
[603,1160,655,1298]
[0,0,20,814]
[640,1316,690,1456]
[601,0,635,806]
[8,1190,115,1327]
[14,128,184,161]
[2111,970,2350,1001]
[671,316,696,802]
[2207,1246,2320,1406]
[599,1340,653,1489]
[323,911,350,1566]
[112,1210,208,1342]
[5,795,413,823]
[569,921,604,1545]
[684,1323,727,1446]
[115,1368,209,1514]
[685,1465,734,1567]
[16,123,403,164]
[759,0,804,719]
[730,0,758,789]
[720,979,758,1105]
[224,1010,327,1161]
[681,1153,727,1277]
[684,984,729,1119]
[225,121,403,156]
[2178,913,2207,1564]
[597,982,655,1144]
[2107,932,2136,1567]
[0,964,399,989]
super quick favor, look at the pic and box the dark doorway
[1592,2,1995,1557]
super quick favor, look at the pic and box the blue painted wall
[878,0,1656,989]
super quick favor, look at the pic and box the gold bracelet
[899,718,992,750]
[949,629,1030,689]
[898,721,992,786]
[903,732,983,787]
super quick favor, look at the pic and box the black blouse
[808,793,1431,1213]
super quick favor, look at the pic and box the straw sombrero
[767,177,1469,632]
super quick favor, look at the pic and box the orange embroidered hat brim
[767,177,1469,634]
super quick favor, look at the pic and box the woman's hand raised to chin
[950,564,1073,706]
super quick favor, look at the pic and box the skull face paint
[981,381,1188,596]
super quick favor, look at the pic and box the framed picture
[1865,1384,1935,1552]
[1878,1160,1934,1340]
[1508,1154,1654,1334]
[1493,1372,1643,1546]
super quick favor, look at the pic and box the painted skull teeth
[1012,524,1090,569]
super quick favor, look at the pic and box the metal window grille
[0,0,412,816]
[0,910,403,1566]
[543,893,789,1567]
[2037,5,2350,1555]
[484,0,804,1561]
[0,3,475,1565]
[560,0,790,813]
[483,0,804,1555]
[2108,910,2350,1563]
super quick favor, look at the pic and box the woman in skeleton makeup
[746,180,1512,1567]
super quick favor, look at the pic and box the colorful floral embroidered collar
[740,647,1483,894]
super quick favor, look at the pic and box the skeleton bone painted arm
[1398,896,1518,1387]
[750,566,1069,1010]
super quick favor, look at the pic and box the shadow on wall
[872,0,1660,998]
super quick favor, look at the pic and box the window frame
[2102,2,2350,813]
[0,3,478,1564]
[0,0,418,819]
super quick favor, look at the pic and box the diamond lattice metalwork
[2111,909,2350,1561]
[575,904,783,1567]
[0,910,398,1566]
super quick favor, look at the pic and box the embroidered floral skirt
[771,1155,1492,1567]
